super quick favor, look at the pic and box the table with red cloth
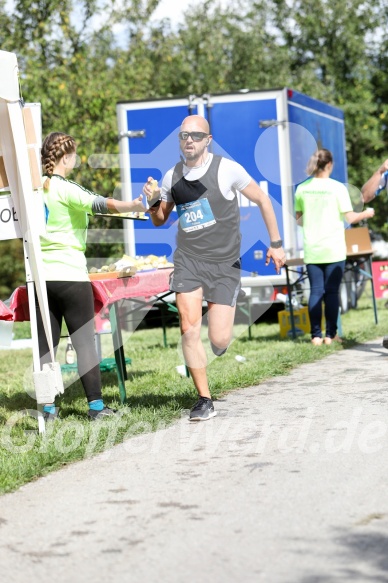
[0,268,174,402]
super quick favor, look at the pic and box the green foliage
[270,0,383,182]
[0,0,388,293]
[0,240,25,297]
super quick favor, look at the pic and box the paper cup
[176,364,188,376]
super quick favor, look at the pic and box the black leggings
[35,281,102,402]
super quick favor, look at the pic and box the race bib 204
[177,199,216,232]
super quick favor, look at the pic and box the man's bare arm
[361,159,388,203]
[148,200,175,226]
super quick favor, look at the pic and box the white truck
[117,88,358,312]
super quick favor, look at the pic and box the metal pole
[368,256,378,324]
[116,109,146,256]
[285,265,296,340]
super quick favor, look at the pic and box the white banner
[0,51,19,101]
[0,51,55,368]
[0,194,21,239]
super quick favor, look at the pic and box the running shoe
[88,406,118,421]
[189,397,217,422]
[42,408,60,422]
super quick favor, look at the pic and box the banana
[147,179,159,202]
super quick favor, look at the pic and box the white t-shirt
[161,153,252,202]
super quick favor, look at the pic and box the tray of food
[88,255,173,280]
[94,212,149,220]
[89,266,138,280]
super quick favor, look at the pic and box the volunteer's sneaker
[189,397,217,422]
[383,336,388,350]
[42,408,60,422]
[88,406,118,421]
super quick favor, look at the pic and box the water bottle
[290,292,301,310]
[65,336,75,365]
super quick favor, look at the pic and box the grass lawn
[0,292,387,495]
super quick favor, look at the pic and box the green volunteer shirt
[294,177,352,264]
[40,175,98,281]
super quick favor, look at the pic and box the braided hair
[306,148,333,177]
[41,132,76,190]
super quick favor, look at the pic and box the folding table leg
[356,258,378,325]
[94,333,102,362]
[237,298,253,340]
[367,256,378,325]
[109,302,127,403]
[159,304,168,348]
[285,265,297,340]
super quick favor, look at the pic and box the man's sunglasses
[178,131,209,142]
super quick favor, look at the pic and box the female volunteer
[38,132,146,420]
[295,149,374,346]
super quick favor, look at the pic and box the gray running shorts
[170,249,241,306]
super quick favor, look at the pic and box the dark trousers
[306,261,345,339]
[35,281,102,402]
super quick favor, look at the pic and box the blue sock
[88,399,104,411]
[43,404,56,414]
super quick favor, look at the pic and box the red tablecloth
[0,268,173,322]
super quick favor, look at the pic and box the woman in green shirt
[295,149,374,346]
[38,132,146,420]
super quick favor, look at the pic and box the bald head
[179,114,212,166]
[181,115,210,134]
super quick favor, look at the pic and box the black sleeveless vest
[171,155,241,262]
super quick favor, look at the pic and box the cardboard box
[345,227,372,256]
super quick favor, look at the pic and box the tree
[1,0,388,296]
[171,0,291,95]
[0,0,169,291]
[0,240,25,298]
[268,0,388,232]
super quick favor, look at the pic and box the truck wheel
[339,282,349,314]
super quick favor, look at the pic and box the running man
[144,115,285,421]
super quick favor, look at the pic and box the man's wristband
[270,239,283,249]
[150,199,161,209]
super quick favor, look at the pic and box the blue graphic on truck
[117,89,348,304]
